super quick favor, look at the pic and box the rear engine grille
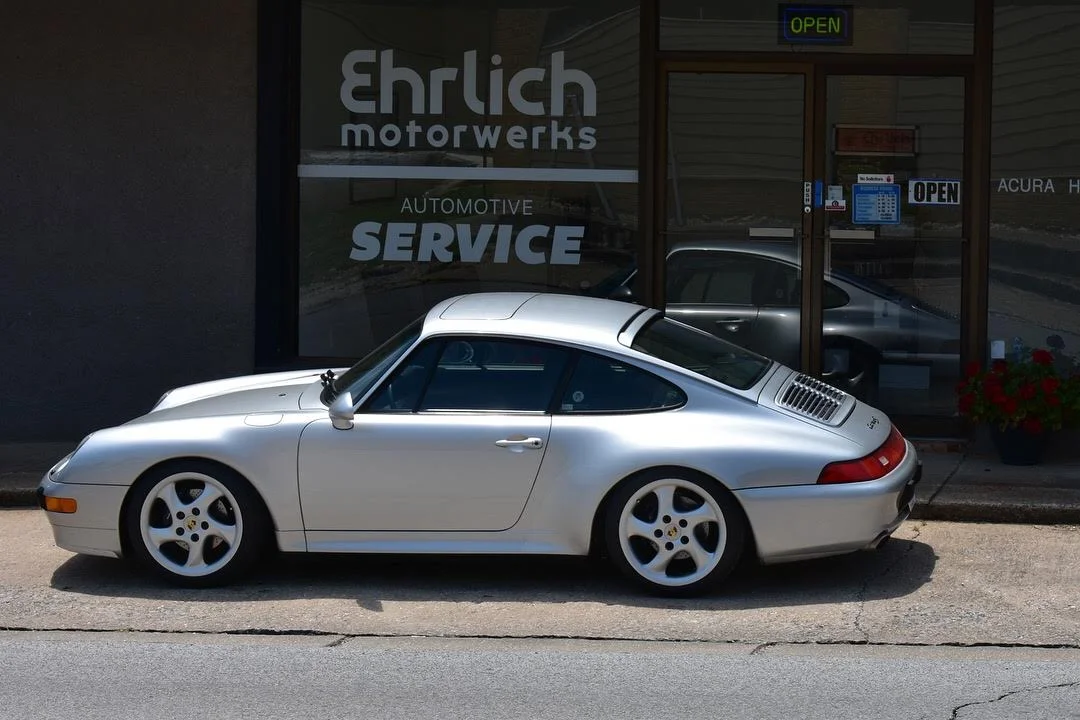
[776,374,848,423]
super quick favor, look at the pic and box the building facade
[4,0,1079,442]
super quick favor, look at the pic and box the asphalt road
[3,509,1080,718]
[3,632,1079,720]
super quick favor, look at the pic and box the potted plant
[956,349,1080,465]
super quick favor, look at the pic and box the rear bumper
[735,442,922,564]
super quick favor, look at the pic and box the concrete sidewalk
[3,439,1079,524]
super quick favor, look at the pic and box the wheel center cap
[186,517,198,531]
[667,526,679,538]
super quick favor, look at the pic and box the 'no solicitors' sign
[908,179,961,205]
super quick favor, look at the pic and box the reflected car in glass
[38,292,922,596]
[595,241,961,400]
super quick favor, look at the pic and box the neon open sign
[779,5,854,45]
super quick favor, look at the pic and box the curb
[0,474,39,508]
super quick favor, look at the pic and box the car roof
[668,239,798,264]
[423,292,655,351]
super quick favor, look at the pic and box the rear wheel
[124,462,268,587]
[604,470,746,597]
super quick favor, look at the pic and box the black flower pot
[990,425,1047,466]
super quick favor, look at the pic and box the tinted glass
[990,2,1080,374]
[823,282,850,310]
[631,317,772,390]
[364,340,442,412]
[660,0,973,54]
[559,353,686,413]
[298,0,640,358]
[418,339,569,412]
[329,316,423,403]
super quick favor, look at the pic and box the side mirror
[329,392,355,431]
[607,285,634,302]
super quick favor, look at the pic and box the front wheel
[604,471,746,597]
[124,462,269,588]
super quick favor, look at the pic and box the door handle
[716,318,747,332]
[495,437,544,449]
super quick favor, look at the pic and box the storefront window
[299,1,640,357]
[990,2,1080,372]
[660,0,974,54]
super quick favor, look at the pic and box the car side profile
[598,241,961,400]
[39,292,921,596]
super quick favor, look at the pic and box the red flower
[1022,417,1044,434]
[1048,394,1062,406]
[991,359,1008,374]
[1003,398,1019,415]
[964,361,981,377]
[1020,383,1037,400]
[1032,349,1054,366]
[1042,377,1060,394]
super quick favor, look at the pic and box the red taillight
[818,427,907,484]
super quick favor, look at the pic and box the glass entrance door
[659,66,968,429]
[817,75,965,419]
[662,70,811,371]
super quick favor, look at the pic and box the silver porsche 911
[38,292,921,596]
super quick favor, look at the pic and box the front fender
[51,413,323,533]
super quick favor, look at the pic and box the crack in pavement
[2,625,1079,650]
[949,680,1080,719]
[853,520,925,644]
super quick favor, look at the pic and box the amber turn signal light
[43,496,77,513]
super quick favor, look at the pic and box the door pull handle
[716,318,747,332]
[495,437,544,449]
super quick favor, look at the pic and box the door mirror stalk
[329,392,355,430]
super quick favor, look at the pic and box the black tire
[123,460,270,588]
[604,469,746,598]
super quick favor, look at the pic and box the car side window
[364,340,442,412]
[417,339,570,413]
[558,353,687,414]
[749,258,798,307]
[668,256,759,305]
[824,282,850,309]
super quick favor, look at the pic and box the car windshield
[324,317,424,404]
[631,316,772,391]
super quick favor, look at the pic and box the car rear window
[630,316,772,391]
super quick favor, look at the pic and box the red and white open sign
[908,179,960,205]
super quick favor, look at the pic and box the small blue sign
[852,183,901,225]
[814,180,823,208]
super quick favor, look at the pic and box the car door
[665,249,802,367]
[297,337,569,532]
[664,250,760,343]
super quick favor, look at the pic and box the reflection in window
[659,0,973,54]
[631,316,772,391]
[991,3,1080,372]
[298,1,640,358]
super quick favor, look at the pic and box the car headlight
[49,434,93,481]
[49,453,74,479]
[152,390,172,411]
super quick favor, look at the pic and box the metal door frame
[653,56,981,437]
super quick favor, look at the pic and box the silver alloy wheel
[138,471,244,578]
[617,478,727,587]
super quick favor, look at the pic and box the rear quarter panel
[519,388,859,554]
